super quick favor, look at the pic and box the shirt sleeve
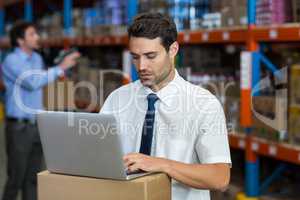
[195,97,232,165]
[2,55,64,91]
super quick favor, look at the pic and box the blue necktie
[139,93,159,155]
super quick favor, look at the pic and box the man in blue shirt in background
[1,21,80,200]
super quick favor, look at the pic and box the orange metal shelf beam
[178,28,247,44]
[41,38,65,48]
[0,28,249,48]
[67,35,129,46]
[0,35,129,48]
[41,29,248,46]
[1,25,300,47]
[228,133,246,150]
[229,134,300,165]
[251,137,300,165]
[1,0,24,7]
[253,24,300,42]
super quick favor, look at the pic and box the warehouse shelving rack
[3,23,300,46]
[1,0,300,199]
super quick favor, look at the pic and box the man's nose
[138,58,148,71]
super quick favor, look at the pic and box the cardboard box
[252,96,275,119]
[88,68,100,88]
[235,6,248,26]
[251,95,287,142]
[77,57,91,81]
[221,7,235,27]
[211,0,222,12]
[38,171,171,200]
[252,96,277,141]
[256,0,293,25]
[290,64,300,106]
[289,106,300,145]
[221,0,246,8]
[224,96,241,133]
[43,80,75,111]
[292,0,300,22]
[221,5,247,27]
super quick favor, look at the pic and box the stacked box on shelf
[190,0,212,30]
[211,0,222,13]
[73,9,85,37]
[221,0,247,27]
[139,0,168,15]
[83,1,128,37]
[36,0,128,38]
[94,0,127,35]
[38,12,63,38]
[168,0,192,31]
[289,65,300,145]
[210,78,240,133]
[289,107,300,145]
[83,8,98,36]
[250,67,288,142]
[89,67,100,107]
[292,0,300,22]
[101,0,127,25]
[167,0,212,30]
[43,79,75,111]
[289,65,300,106]
[181,46,221,70]
[251,96,281,141]
[202,12,221,29]
[74,58,101,110]
[48,13,63,37]
[256,0,293,25]
[182,64,240,133]
[101,72,124,105]
[225,95,240,133]
[76,57,92,103]
[73,54,124,110]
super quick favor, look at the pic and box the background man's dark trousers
[2,119,43,200]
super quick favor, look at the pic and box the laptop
[37,111,149,180]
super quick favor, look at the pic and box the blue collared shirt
[1,48,64,120]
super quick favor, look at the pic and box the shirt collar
[15,47,33,61]
[142,70,183,107]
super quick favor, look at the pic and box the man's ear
[168,41,179,58]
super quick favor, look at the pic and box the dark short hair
[9,21,36,48]
[128,12,178,52]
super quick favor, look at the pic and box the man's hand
[123,153,171,173]
[59,52,81,70]
[124,153,230,191]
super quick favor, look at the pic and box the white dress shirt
[100,70,231,200]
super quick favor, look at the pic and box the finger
[123,152,139,160]
[124,159,136,168]
[124,155,141,166]
[123,154,130,160]
[128,163,141,172]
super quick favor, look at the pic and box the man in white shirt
[100,12,231,200]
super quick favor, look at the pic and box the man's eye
[147,55,156,59]
[132,56,139,60]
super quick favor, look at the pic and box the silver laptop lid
[37,111,128,180]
